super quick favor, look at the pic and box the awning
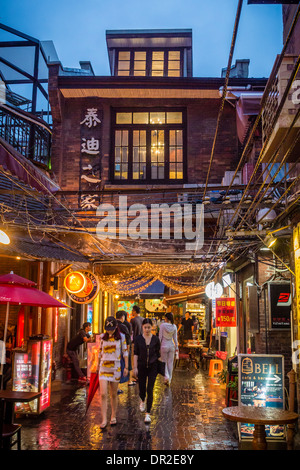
[163,288,205,305]
[0,137,60,194]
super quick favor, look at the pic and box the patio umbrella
[85,371,99,414]
[0,272,69,388]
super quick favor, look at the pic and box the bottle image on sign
[242,357,253,374]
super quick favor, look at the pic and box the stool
[208,359,223,378]
[175,353,191,369]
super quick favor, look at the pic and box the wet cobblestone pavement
[17,367,238,451]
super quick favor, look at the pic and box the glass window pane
[115,147,121,162]
[119,51,130,60]
[115,130,121,146]
[168,70,181,77]
[150,112,165,124]
[133,112,148,124]
[176,130,183,145]
[151,70,164,77]
[134,51,146,60]
[168,60,181,70]
[134,70,146,76]
[167,112,182,124]
[118,70,130,76]
[168,51,180,60]
[140,130,146,146]
[118,61,130,71]
[122,147,128,162]
[116,113,132,124]
[134,61,146,71]
[122,131,128,146]
[152,51,164,60]
[177,148,183,162]
[152,61,164,71]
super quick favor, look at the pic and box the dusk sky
[1,0,283,79]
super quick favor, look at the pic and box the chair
[208,359,223,378]
[174,346,191,369]
[0,399,22,450]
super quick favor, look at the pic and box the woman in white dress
[159,312,178,386]
[98,316,128,428]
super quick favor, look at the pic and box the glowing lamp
[64,271,87,294]
[0,229,10,245]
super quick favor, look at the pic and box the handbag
[120,355,129,384]
[157,359,166,376]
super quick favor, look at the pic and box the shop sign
[268,282,291,329]
[215,297,236,327]
[65,271,99,304]
[238,354,285,442]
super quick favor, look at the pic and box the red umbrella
[0,272,69,388]
[0,272,36,286]
[85,371,99,414]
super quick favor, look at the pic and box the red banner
[215,298,236,327]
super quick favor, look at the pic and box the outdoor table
[222,405,299,450]
[0,390,42,449]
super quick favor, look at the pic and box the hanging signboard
[215,298,236,327]
[238,354,285,442]
[268,282,291,330]
[64,271,100,304]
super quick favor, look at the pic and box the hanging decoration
[97,262,207,295]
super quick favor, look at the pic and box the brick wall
[48,69,238,192]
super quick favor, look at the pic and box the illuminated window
[113,110,185,183]
[115,49,183,77]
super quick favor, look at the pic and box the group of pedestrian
[67,306,198,427]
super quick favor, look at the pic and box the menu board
[238,354,285,441]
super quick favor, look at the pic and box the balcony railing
[0,104,51,168]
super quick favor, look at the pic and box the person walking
[129,305,143,385]
[133,318,161,424]
[159,312,178,386]
[98,316,128,428]
[115,310,132,392]
[66,322,92,384]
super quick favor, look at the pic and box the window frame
[110,107,187,184]
[114,48,184,77]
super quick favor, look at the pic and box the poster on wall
[117,300,137,321]
[268,282,291,329]
[215,298,236,327]
[238,354,285,442]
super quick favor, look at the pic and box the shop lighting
[0,229,10,245]
[265,234,277,248]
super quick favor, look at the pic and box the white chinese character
[80,108,101,128]
[80,194,99,210]
[81,137,100,155]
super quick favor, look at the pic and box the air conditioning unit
[221,171,242,187]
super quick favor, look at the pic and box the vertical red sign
[215,298,236,327]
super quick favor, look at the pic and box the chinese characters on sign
[80,107,102,209]
[215,298,236,327]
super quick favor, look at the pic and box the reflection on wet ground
[19,367,238,450]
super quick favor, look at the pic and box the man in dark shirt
[129,305,143,385]
[178,311,194,341]
[67,322,91,383]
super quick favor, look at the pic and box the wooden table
[0,390,42,423]
[222,405,299,450]
[0,390,42,449]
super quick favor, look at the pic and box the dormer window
[115,49,183,77]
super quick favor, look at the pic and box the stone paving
[17,365,238,451]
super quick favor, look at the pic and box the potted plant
[227,376,238,405]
